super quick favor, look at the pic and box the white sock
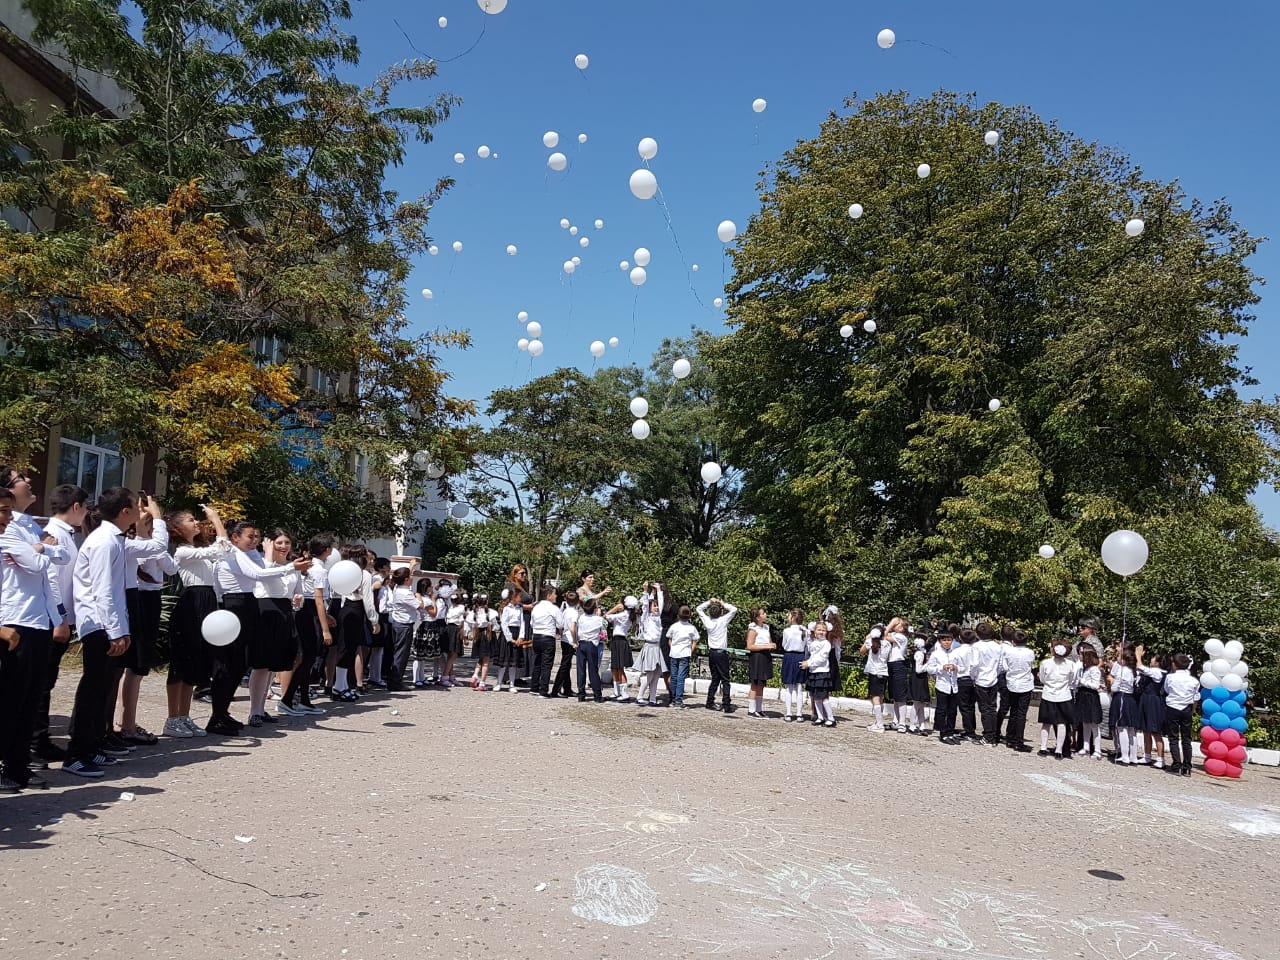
[1055,724,1066,753]
[780,686,792,715]
[915,703,927,727]
[1084,723,1099,752]
[820,701,833,721]
[1127,728,1139,761]
[790,684,803,716]
[1040,726,1050,751]
[334,669,350,693]
[1117,727,1132,759]
[874,703,883,724]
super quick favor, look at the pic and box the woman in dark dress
[501,564,536,686]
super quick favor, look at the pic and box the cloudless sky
[343,0,1280,522]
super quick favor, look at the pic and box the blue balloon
[1230,717,1248,733]
[1211,686,1232,703]
[1222,700,1243,720]
[1209,711,1231,730]
[1230,690,1248,705]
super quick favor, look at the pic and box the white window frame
[56,431,128,499]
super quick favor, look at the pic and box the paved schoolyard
[1,674,1277,960]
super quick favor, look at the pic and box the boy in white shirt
[1163,654,1200,777]
[665,606,700,708]
[696,598,737,712]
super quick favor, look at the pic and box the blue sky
[346,0,1280,522]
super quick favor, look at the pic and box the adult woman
[248,529,302,726]
[745,607,776,718]
[163,506,230,738]
[502,564,535,685]
[577,570,613,606]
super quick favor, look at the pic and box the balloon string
[629,289,640,361]
[1121,580,1129,651]
[393,17,488,64]
[653,186,711,311]
[903,38,958,59]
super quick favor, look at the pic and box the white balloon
[506,244,518,256]
[629,396,649,418]
[428,245,438,255]
[1100,529,1149,577]
[478,0,507,12]
[201,609,241,647]
[594,219,604,230]
[637,137,658,160]
[1202,660,1214,675]
[1038,544,1056,559]
[752,98,767,113]
[988,398,1001,412]
[517,310,529,322]
[619,260,630,271]
[563,260,576,275]
[438,16,448,27]
[572,256,581,265]
[1200,671,1220,690]
[863,319,878,333]
[421,288,433,300]
[1204,637,1225,657]
[631,419,650,440]
[452,240,463,252]
[1125,218,1145,238]
[548,152,567,172]
[575,53,589,70]
[984,130,1000,146]
[426,462,446,480]
[1224,639,1244,663]
[412,450,431,468]
[589,340,606,358]
[713,297,723,307]
[691,263,699,272]
[328,560,363,596]
[527,338,544,357]
[578,133,588,144]
[608,336,619,348]
[633,247,651,267]
[700,462,723,485]
[526,321,542,338]
[559,218,570,229]
[848,203,864,219]
[1230,661,1249,678]
[453,152,465,164]
[569,225,578,236]
[450,502,469,519]
[629,168,658,200]
[877,28,896,49]
[839,324,853,338]
[629,266,647,286]
[717,219,738,243]
[917,163,931,179]
[1222,673,1244,693]
[579,237,589,248]
[672,358,691,380]
[517,337,529,351]
[543,131,559,149]
[477,145,491,159]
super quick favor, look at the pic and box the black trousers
[706,649,732,706]
[284,609,320,707]
[976,682,1000,741]
[1166,704,1194,770]
[67,629,114,762]
[995,675,1010,731]
[530,634,556,694]
[576,642,602,700]
[31,635,69,753]
[1003,689,1032,748]
[378,613,394,681]
[389,622,415,689]
[957,678,977,736]
[934,689,958,739]
[0,625,50,780]
[551,640,575,696]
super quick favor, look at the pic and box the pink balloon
[1206,741,1229,760]
[1201,726,1222,743]
[1205,758,1228,777]
[1219,728,1242,748]
[1226,745,1247,765]
[1224,762,1243,779]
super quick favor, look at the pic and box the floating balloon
[848,203,864,219]
[574,53,589,69]
[478,0,507,12]
[548,152,567,172]
[421,288,433,300]
[328,560,363,596]
[701,462,723,485]
[1224,639,1244,662]
[594,219,604,229]
[629,169,658,200]
[453,152,465,164]
[579,237,589,248]
[590,340,606,358]
[752,98,767,113]
[412,450,431,468]
[631,419,650,440]
[637,137,658,160]
[452,240,463,252]
[517,310,529,322]
[629,397,649,418]
[506,244,518,256]
[717,220,738,243]
[619,260,629,271]
[608,337,619,348]
[477,145,491,159]
[839,324,853,338]
[691,263,699,272]
[517,337,529,351]
[201,609,241,647]
[426,462,446,480]
[527,339,544,357]
[438,16,447,27]
[1038,544,1056,559]
[543,131,559,149]
[863,319,877,333]
[672,358,691,380]
[633,247,651,267]
[1204,637,1225,658]
[1125,218,1145,238]
[569,225,578,235]
[629,266,647,286]
[877,28,896,48]
[563,260,576,275]
[450,502,469,519]
[428,245,438,255]
[988,398,1001,412]
[917,163,932,179]
[578,133,588,144]
[559,218,570,229]
[712,297,723,308]
[526,321,542,338]
[572,256,581,265]
[1100,530,1149,577]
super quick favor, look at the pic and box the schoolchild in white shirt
[925,628,968,744]
[1073,647,1105,759]
[1163,654,1199,777]
[860,623,891,731]
[664,605,700,707]
[779,609,808,722]
[908,636,932,733]
[800,620,835,727]
[1038,641,1079,759]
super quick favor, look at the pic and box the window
[253,334,285,365]
[1,147,34,233]
[56,430,127,499]
[307,366,335,395]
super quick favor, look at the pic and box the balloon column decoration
[1199,637,1250,779]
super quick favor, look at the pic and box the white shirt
[1000,645,1038,694]
[253,561,300,600]
[574,612,606,646]
[530,599,563,637]
[913,648,928,675]
[1039,657,1078,702]
[746,622,772,651]
[607,610,635,637]
[122,525,171,590]
[781,624,808,653]
[500,603,523,637]
[640,610,663,643]
[446,600,467,627]
[561,604,581,636]
[300,558,329,602]
[862,635,890,676]
[174,539,232,590]
[0,512,66,627]
[138,551,178,592]
[216,546,295,594]
[804,636,831,674]
[1078,664,1102,691]
[696,601,737,650]
[1164,669,1200,710]
[72,519,129,639]
[1109,663,1136,695]
[884,631,908,664]
[666,621,699,659]
[382,585,422,625]
[44,516,79,624]
[1138,665,1167,690]
[341,569,378,625]
[0,538,60,628]
[972,639,1003,686]
[926,643,969,694]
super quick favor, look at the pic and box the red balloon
[1226,746,1248,765]
[1205,758,1229,777]
[1224,762,1244,779]
[1219,728,1243,748]
[1201,727,1222,743]
[1206,741,1229,759]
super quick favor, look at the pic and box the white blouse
[607,610,635,637]
[1039,657,1079,703]
[254,562,300,600]
[174,538,233,590]
[746,623,773,651]
[383,585,423,625]
[804,636,832,674]
[1109,663,1136,695]
[1078,665,1102,691]
[884,631,909,663]
[862,635,890,676]
[1000,645,1038,694]
[781,624,808,653]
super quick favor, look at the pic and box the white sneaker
[867,723,885,732]
[180,717,207,736]
[163,717,195,738]
[276,701,305,716]
[1092,751,1103,760]
[297,703,325,715]
[1154,759,1164,769]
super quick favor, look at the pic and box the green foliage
[424,519,525,595]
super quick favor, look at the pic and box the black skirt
[336,600,367,670]
[168,585,217,686]
[887,659,910,702]
[909,668,931,703]
[867,673,888,699]
[1109,691,1139,729]
[1074,687,1103,724]
[494,625,522,667]
[124,588,163,677]
[413,620,443,660]
[608,634,633,670]
[1138,689,1167,733]
[1038,697,1076,725]
[780,651,806,685]
[472,626,497,660]
[748,650,774,685]
[806,672,833,695]
[444,622,464,656]
[251,596,299,671]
